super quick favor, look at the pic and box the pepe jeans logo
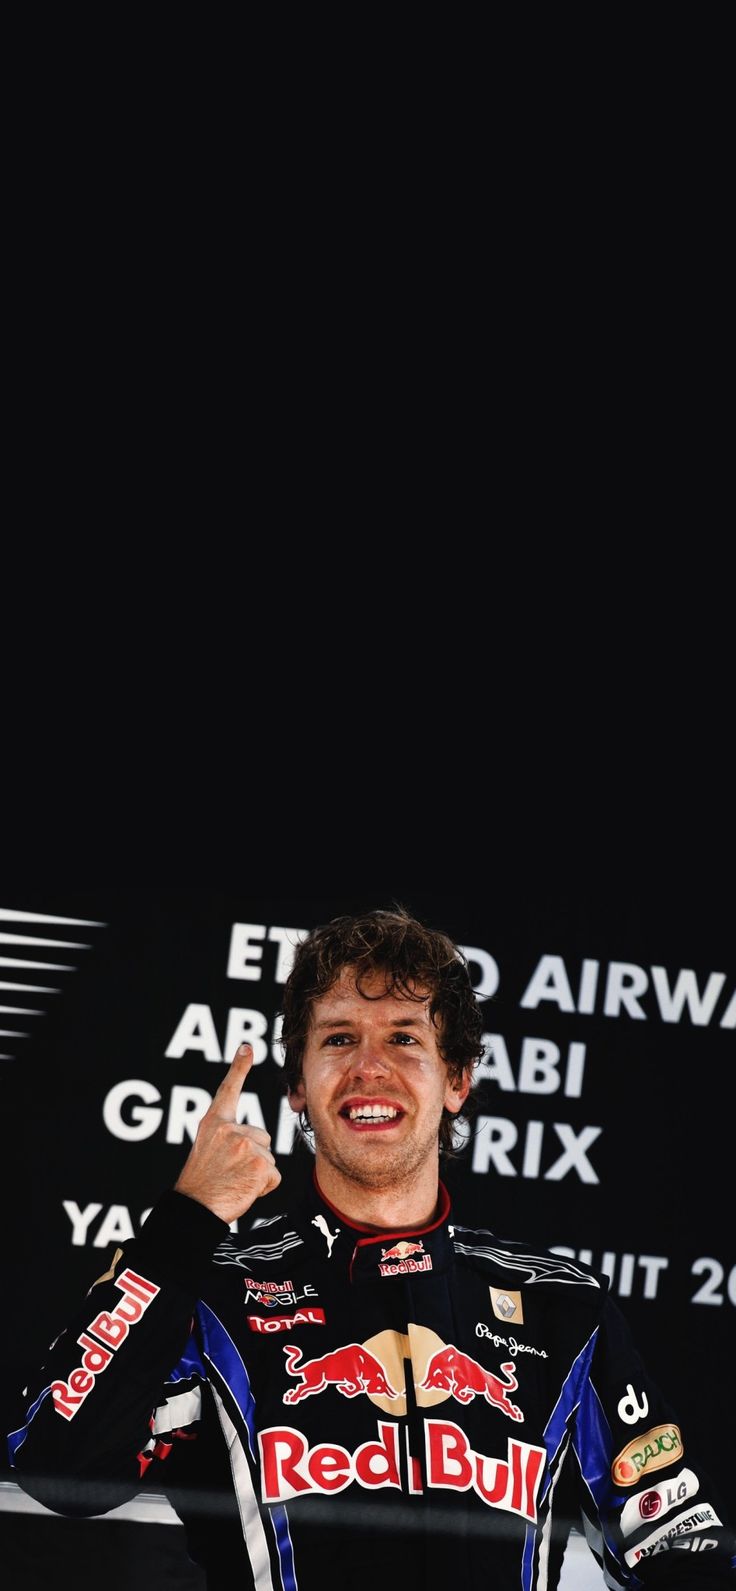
[476,1322,547,1359]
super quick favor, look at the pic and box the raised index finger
[211,1043,254,1117]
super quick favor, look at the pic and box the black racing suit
[7,1177,735,1589]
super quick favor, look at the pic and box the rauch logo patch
[612,1425,683,1486]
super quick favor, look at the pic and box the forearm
[7,1192,227,1514]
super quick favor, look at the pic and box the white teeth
[348,1104,398,1121]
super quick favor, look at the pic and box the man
[7,909,735,1588]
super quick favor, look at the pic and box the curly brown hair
[281,906,485,1153]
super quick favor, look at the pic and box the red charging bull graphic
[283,1343,401,1404]
[419,1346,523,1421]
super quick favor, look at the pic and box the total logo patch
[248,1308,326,1333]
[612,1425,683,1486]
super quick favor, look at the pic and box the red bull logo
[419,1346,523,1422]
[244,1280,319,1309]
[282,1343,401,1404]
[50,1269,160,1421]
[379,1240,432,1277]
[247,1279,295,1293]
[258,1418,545,1521]
[279,1332,525,1422]
[382,1240,425,1261]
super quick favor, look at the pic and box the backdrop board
[1,889,733,1585]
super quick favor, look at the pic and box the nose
[346,1038,391,1079]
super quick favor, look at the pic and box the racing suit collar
[301,1170,454,1280]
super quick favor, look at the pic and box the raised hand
[174,1044,281,1222]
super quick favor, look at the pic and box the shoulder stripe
[213,1232,305,1269]
[452,1235,601,1287]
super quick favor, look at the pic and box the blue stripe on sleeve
[197,1300,297,1591]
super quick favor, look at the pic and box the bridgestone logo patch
[624,1504,722,1564]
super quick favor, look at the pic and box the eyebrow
[313,1015,427,1031]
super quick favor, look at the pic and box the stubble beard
[311,1113,442,1194]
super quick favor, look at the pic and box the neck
[313,1157,443,1231]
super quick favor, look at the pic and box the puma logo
[312,1214,340,1258]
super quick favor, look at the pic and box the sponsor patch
[612,1425,683,1486]
[620,1468,700,1537]
[476,1322,546,1358]
[490,1287,524,1325]
[247,1308,326,1333]
[312,1214,340,1258]
[669,1538,718,1552]
[277,1333,525,1424]
[418,1345,523,1421]
[624,1505,721,1565]
[246,1279,295,1293]
[379,1254,432,1277]
[282,1342,401,1404]
[258,1419,546,1521]
[51,1269,159,1420]
[379,1240,432,1278]
[617,1383,649,1425]
[244,1281,319,1309]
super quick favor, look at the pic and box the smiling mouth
[339,1103,405,1128]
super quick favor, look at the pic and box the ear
[443,1068,472,1116]
[288,1077,307,1114]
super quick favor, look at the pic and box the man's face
[288,965,470,1193]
